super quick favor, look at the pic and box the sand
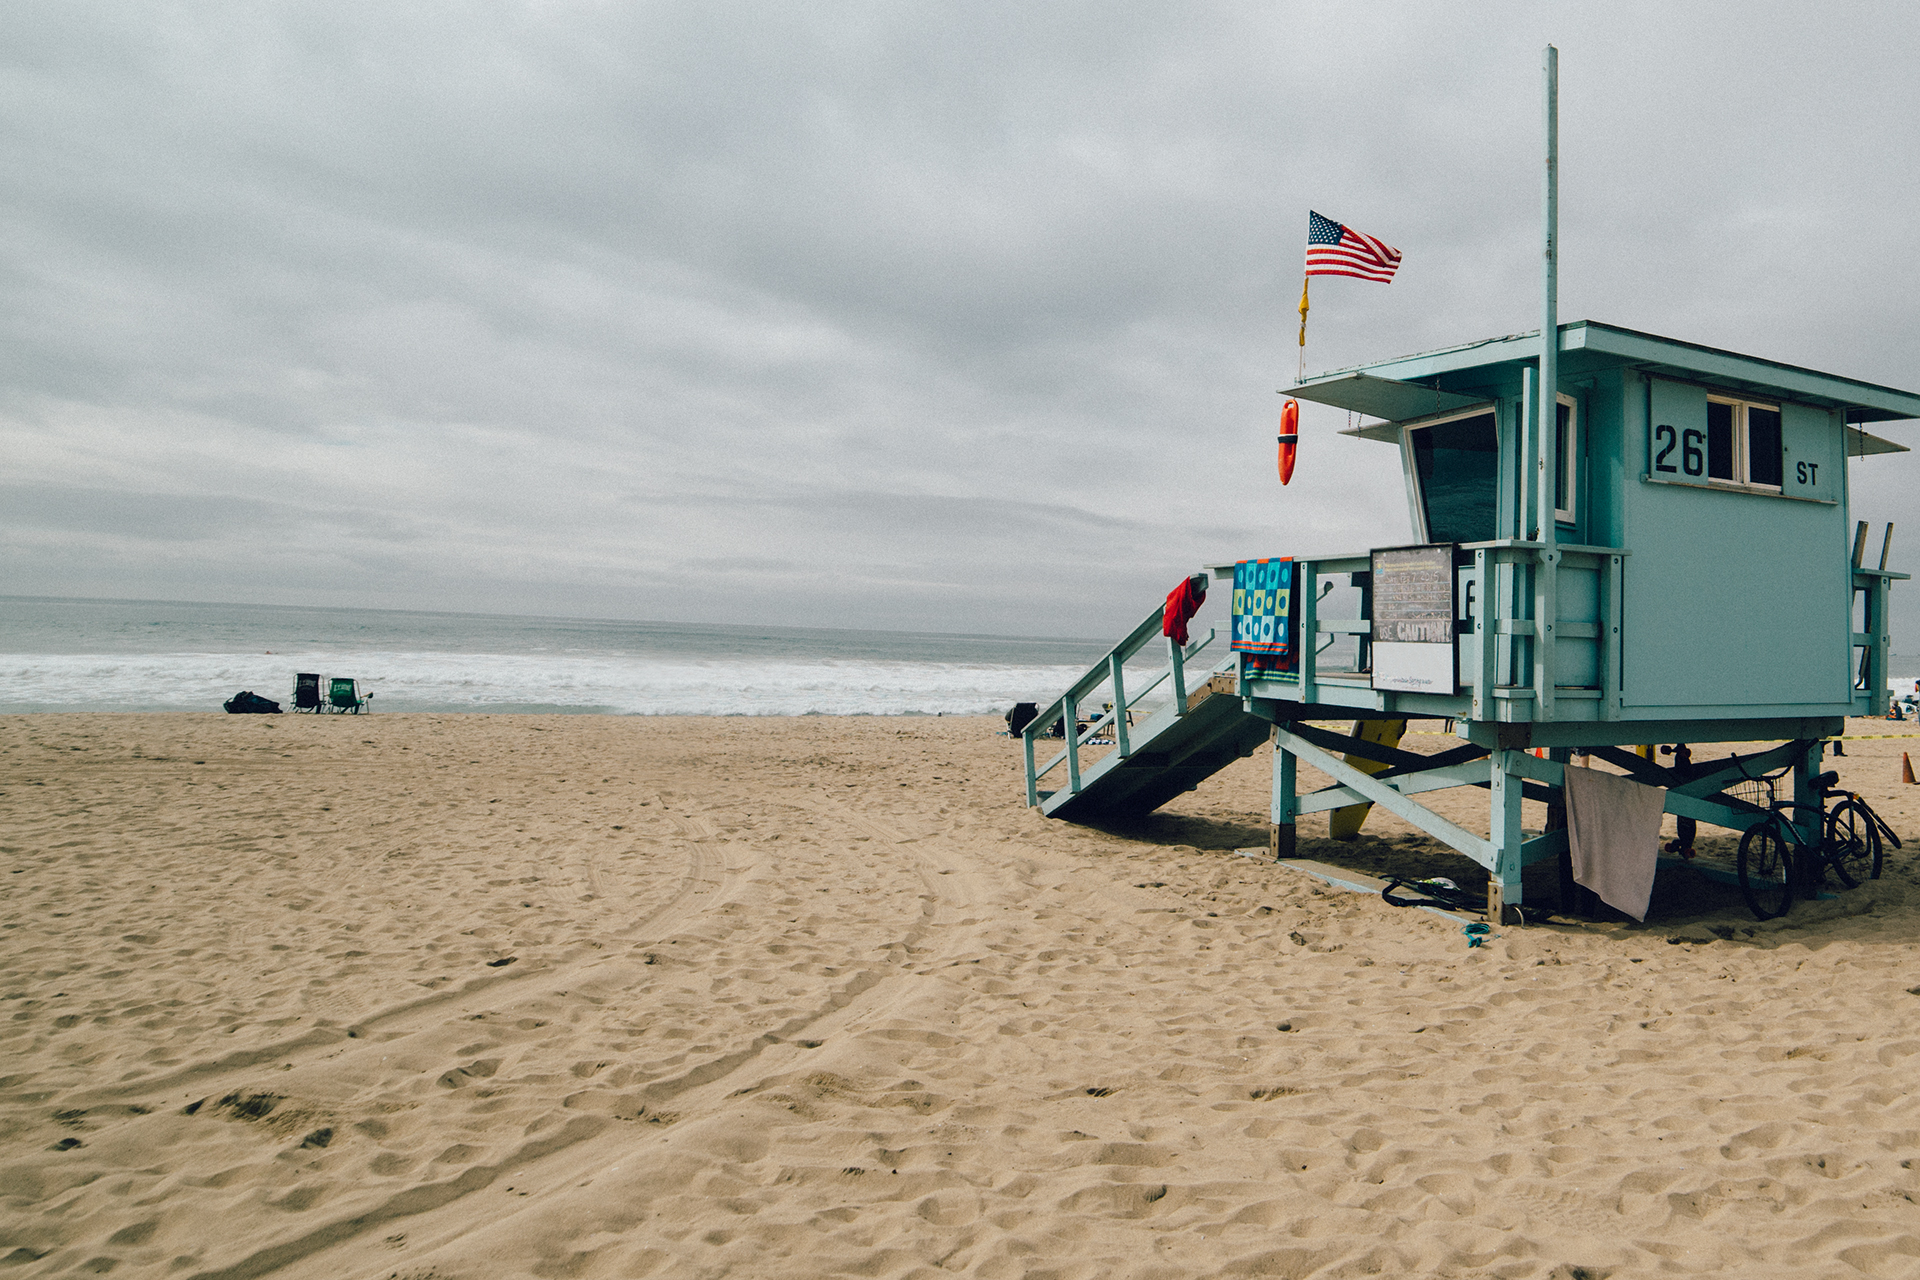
[3,712,1920,1279]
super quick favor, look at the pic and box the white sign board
[1370,544,1458,694]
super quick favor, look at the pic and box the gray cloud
[1,0,1915,645]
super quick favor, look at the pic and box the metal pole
[1533,44,1561,721]
[1539,44,1558,542]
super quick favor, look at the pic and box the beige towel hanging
[1563,764,1667,921]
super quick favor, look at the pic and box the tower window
[1704,396,1782,489]
[1654,395,1783,490]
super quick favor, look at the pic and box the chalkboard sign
[1371,543,1457,693]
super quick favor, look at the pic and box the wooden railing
[1852,566,1901,717]
[1238,541,1628,722]
[1022,590,1223,806]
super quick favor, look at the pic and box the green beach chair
[328,677,373,713]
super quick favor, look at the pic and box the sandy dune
[4,712,1920,1278]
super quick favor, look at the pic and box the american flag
[1305,211,1402,283]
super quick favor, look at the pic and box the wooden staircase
[1024,586,1270,823]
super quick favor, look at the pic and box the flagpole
[1537,44,1558,543]
[1534,43,1561,729]
[1296,277,1309,383]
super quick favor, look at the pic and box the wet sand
[3,712,1919,1278]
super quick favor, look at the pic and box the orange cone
[1904,752,1916,785]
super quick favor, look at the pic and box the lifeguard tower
[1022,318,1911,920]
[1020,49,1911,922]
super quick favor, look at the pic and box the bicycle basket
[1723,775,1775,814]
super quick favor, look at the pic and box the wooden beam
[1282,720,1430,772]
[1271,724,1494,865]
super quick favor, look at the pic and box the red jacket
[1163,575,1207,646]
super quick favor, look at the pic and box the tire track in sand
[150,800,814,1280]
[60,801,753,1280]
[253,791,994,1280]
[65,797,741,1109]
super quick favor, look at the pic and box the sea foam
[0,650,1096,716]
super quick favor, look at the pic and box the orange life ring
[1277,398,1299,486]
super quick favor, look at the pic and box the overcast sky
[4,1,1917,643]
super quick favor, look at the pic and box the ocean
[0,596,1116,716]
[2,596,1912,718]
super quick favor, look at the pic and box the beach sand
[4,712,1920,1278]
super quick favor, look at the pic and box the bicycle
[1729,757,1902,920]
[1823,782,1901,887]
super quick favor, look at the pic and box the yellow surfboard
[1328,718,1407,839]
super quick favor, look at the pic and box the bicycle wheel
[1738,819,1795,920]
[1824,798,1882,887]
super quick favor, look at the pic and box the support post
[1472,548,1495,719]
[1867,574,1892,716]
[1167,636,1188,715]
[1520,364,1538,543]
[1669,743,1697,856]
[1355,568,1374,675]
[1534,546,1559,721]
[1297,559,1319,705]
[1024,729,1038,806]
[1791,741,1821,848]
[1603,552,1623,718]
[1271,725,1297,858]
[1488,748,1526,925]
[1546,746,1581,916]
[1108,653,1131,758]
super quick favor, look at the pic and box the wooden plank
[1283,720,1428,771]
[1261,857,1476,925]
[1503,740,1806,834]
[1168,636,1188,715]
[1521,828,1568,864]
[1459,715,1842,750]
[1298,559,1319,706]
[1292,756,1493,816]
[1603,551,1623,721]
[1375,742,1490,780]
[1063,691,1081,794]
[1186,672,1237,712]
[1534,547,1558,722]
[1024,731,1038,807]
[1473,549,1496,720]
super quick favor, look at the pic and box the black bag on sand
[1382,876,1486,916]
[224,691,282,714]
[1005,702,1039,736]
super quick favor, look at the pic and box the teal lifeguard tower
[1022,317,1911,920]
[1021,48,1911,921]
